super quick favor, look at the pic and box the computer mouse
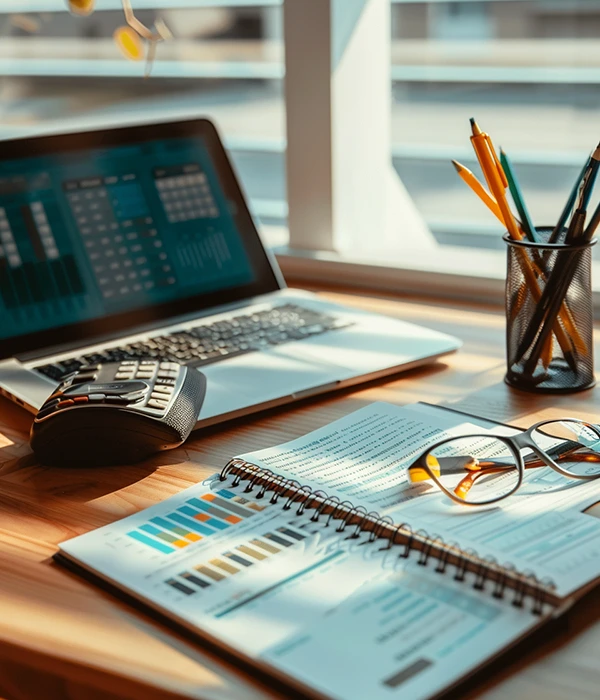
[30,359,206,467]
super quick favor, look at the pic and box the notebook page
[235,402,484,511]
[58,477,358,653]
[262,551,542,700]
[236,402,600,597]
[388,464,600,598]
[58,476,541,700]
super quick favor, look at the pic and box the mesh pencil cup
[504,228,596,393]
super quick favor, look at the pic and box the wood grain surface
[1,288,599,700]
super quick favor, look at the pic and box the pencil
[469,119,520,240]
[451,160,504,224]
[500,149,538,243]
[469,119,578,371]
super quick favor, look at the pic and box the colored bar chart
[196,565,226,582]
[139,524,190,548]
[277,526,306,542]
[168,512,218,536]
[181,572,211,589]
[224,551,253,568]
[187,498,243,524]
[125,488,261,554]
[251,539,280,554]
[178,505,229,531]
[149,517,202,543]
[163,525,308,595]
[127,530,174,554]
[238,544,267,561]
[217,489,267,512]
[166,578,195,596]
[264,532,293,548]
[210,558,240,575]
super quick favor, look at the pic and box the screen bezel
[0,118,283,360]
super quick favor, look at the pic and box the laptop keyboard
[35,303,352,383]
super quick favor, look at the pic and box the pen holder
[504,228,596,393]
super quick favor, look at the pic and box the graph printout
[59,475,541,700]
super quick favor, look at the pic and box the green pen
[500,149,538,243]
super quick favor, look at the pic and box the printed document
[238,402,600,596]
[59,477,541,700]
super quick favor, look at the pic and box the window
[0,1,287,245]
[281,0,600,305]
[391,0,600,254]
[2,1,600,300]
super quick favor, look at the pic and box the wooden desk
[1,290,599,700]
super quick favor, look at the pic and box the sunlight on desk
[0,433,14,448]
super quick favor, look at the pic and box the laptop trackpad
[199,348,344,418]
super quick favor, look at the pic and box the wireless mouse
[30,359,206,467]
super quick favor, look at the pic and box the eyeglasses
[408,418,600,506]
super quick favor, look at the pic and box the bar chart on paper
[126,489,266,555]
[164,525,308,597]
[87,483,322,614]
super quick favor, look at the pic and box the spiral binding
[219,459,558,614]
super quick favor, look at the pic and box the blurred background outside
[0,1,599,256]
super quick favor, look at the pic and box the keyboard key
[159,361,179,371]
[152,385,173,395]
[157,371,178,379]
[36,364,64,381]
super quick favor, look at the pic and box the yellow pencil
[469,119,521,240]
[452,160,504,224]
[469,119,581,366]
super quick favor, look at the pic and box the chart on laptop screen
[0,137,256,341]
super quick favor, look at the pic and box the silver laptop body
[0,118,460,428]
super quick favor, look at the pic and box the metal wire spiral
[218,459,556,614]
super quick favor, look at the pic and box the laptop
[0,117,460,428]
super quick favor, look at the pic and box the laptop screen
[0,120,280,358]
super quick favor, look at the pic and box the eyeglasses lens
[426,435,520,504]
[531,420,600,477]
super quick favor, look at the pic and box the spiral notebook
[56,402,600,700]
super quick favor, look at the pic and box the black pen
[521,188,596,374]
[515,180,600,372]
[577,142,600,212]
[584,200,600,240]
[549,143,600,243]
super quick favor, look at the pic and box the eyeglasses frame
[411,418,600,506]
